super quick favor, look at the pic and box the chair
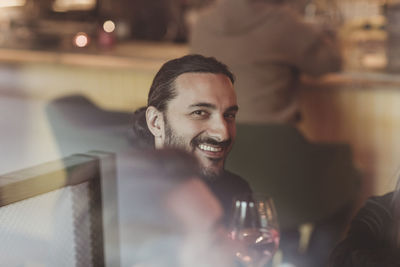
[226,123,362,267]
[0,151,120,267]
[45,94,134,156]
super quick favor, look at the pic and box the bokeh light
[73,32,89,48]
[103,20,116,33]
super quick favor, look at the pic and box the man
[131,54,252,224]
[190,0,342,124]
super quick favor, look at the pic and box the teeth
[199,144,222,152]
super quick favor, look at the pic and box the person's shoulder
[352,192,395,233]
[366,192,395,211]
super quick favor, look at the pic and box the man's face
[162,72,238,177]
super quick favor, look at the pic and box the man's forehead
[171,72,237,108]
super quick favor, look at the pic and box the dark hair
[132,54,235,148]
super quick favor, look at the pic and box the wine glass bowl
[229,193,280,267]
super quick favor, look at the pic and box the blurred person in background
[128,0,170,41]
[124,0,206,42]
[118,148,236,267]
[164,0,190,43]
[329,175,400,267]
[131,54,252,225]
[190,0,342,124]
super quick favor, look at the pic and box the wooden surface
[0,153,100,206]
[0,41,189,70]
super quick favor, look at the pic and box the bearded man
[132,54,252,223]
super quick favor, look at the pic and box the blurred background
[2,1,400,266]
[1,0,400,214]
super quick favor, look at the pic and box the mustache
[192,136,232,149]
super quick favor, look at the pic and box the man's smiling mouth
[198,144,222,152]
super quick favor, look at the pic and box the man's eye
[224,113,236,120]
[191,110,209,118]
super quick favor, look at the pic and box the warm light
[52,0,96,12]
[73,32,89,48]
[103,20,115,33]
[0,0,26,8]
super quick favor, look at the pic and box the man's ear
[146,106,165,145]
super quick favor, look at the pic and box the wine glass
[229,193,280,267]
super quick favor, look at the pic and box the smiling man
[132,54,252,223]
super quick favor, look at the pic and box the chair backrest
[0,151,120,267]
[226,123,361,230]
[45,94,134,156]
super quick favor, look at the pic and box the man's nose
[207,116,230,142]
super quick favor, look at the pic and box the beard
[164,118,230,179]
[164,118,190,150]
